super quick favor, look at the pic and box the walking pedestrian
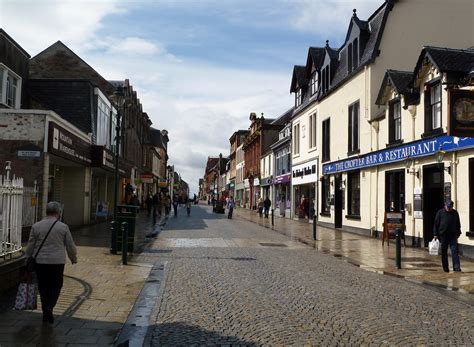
[172,196,178,217]
[433,200,462,272]
[146,194,153,216]
[263,197,271,218]
[186,198,192,216]
[227,196,235,219]
[257,197,264,217]
[25,201,77,324]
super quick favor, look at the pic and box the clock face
[454,97,474,124]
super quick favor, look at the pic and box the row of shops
[0,110,168,227]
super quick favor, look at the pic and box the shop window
[347,171,360,216]
[389,99,402,144]
[321,177,330,215]
[424,81,442,134]
[348,101,359,154]
[322,118,330,162]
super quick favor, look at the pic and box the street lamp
[110,85,125,254]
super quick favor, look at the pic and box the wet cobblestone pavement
[148,205,474,346]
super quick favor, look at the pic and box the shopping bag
[428,239,440,256]
[14,282,37,310]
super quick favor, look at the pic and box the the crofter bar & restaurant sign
[48,122,91,165]
[323,135,474,175]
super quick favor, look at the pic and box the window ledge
[347,149,360,157]
[421,128,444,139]
[321,158,330,164]
[386,139,404,148]
[308,147,318,153]
[345,214,361,220]
[320,212,331,217]
[466,231,474,237]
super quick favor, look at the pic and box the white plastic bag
[429,238,440,256]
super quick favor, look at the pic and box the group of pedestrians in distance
[257,196,272,218]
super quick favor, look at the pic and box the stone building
[229,130,248,201]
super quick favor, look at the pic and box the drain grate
[144,249,173,254]
[259,242,287,247]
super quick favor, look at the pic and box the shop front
[292,159,318,221]
[47,121,92,227]
[274,173,291,218]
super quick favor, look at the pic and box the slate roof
[205,157,219,175]
[271,107,294,126]
[413,46,474,76]
[291,1,392,117]
[148,128,167,150]
[290,65,308,93]
[375,70,414,105]
[306,47,325,73]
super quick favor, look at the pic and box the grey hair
[46,201,61,215]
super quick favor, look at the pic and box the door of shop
[334,175,343,228]
[422,165,444,247]
[385,170,405,213]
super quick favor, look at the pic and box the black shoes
[42,310,54,324]
[454,269,462,272]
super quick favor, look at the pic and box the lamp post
[110,85,125,254]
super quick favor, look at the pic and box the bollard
[313,215,317,240]
[110,221,117,254]
[121,221,128,265]
[271,209,274,226]
[395,228,401,269]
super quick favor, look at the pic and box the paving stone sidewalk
[0,212,160,346]
[234,206,474,294]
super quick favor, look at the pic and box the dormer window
[295,88,302,107]
[347,38,359,73]
[311,72,318,95]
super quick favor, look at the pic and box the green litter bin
[116,205,139,253]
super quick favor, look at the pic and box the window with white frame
[429,82,442,130]
[295,88,302,107]
[0,64,22,109]
[293,123,300,156]
[389,99,401,143]
[309,112,317,149]
[311,72,318,95]
[348,101,359,153]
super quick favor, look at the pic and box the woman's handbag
[26,220,58,272]
[14,282,37,310]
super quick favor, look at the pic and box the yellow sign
[31,197,37,206]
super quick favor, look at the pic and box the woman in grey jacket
[25,201,77,323]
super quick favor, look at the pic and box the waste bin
[116,205,139,253]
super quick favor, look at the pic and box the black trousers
[35,264,65,313]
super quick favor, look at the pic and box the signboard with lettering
[414,187,423,219]
[449,89,474,137]
[292,159,318,185]
[323,135,474,175]
[382,212,405,246]
[48,122,91,165]
[274,173,291,185]
[92,145,116,172]
[17,150,41,158]
[141,173,154,184]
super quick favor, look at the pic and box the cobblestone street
[143,204,474,346]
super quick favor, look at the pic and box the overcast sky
[0,0,382,195]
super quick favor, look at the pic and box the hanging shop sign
[292,159,318,185]
[448,89,474,137]
[323,135,474,175]
[141,173,154,184]
[48,122,91,165]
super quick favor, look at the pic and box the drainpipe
[452,151,458,206]
[408,105,417,245]
[372,120,380,236]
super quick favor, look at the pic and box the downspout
[452,151,458,207]
[373,120,380,235]
[408,104,417,245]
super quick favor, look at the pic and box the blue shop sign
[323,135,474,175]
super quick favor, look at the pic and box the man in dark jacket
[433,200,461,272]
[263,197,271,218]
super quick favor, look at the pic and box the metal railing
[0,162,24,261]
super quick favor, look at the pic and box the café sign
[323,135,474,174]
